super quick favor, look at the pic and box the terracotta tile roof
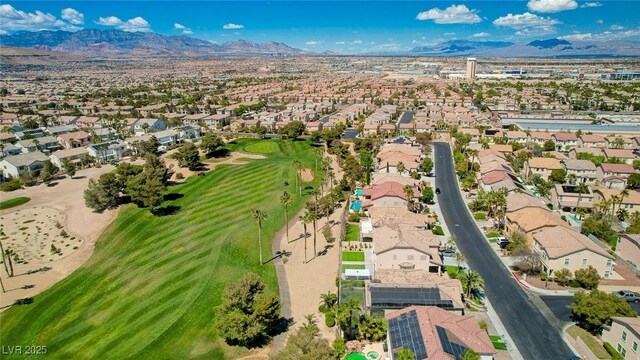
[562,160,596,171]
[534,226,613,259]
[489,144,513,153]
[58,130,90,141]
[527,157,562,170]
[362,182,419,201]
[579,134,606,143]
[529,132,553,140]
[603,148,636,159]
[507,193,548,212]
[599,163,636,174]
[553,133,578,141]
[507,207,569,233]
[482,171,511,185]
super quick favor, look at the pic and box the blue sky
[1,1,639,53]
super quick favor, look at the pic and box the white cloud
[443,32,456,36]
[305,40,320,45]
[0,29,7,35]
[527,0,577,13]
[416,5,482,24]
[96,16,152,32]
[174,23,192,34]
[0,4,81,32]
[472,32,490,38]
[352,40,362,44]
[558,32,593,41]
[61,8,84,25]
[581,2,602,8]
[610,25,624,31]
[493,12,561,36]
[596,19,604,24]
[222,23,244,30]
[335,41,346,45]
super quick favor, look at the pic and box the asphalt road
[434,142,574,360]
[541,295,640,323]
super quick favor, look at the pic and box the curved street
[434,142,574,360]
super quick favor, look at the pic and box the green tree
[461,348,481,360]
[548,169,566,184]
[280,192,293,243]
[543,140,556,151]
[574,266,601,289]
[570,290,637,334]
[396,348,415,360]
[200,133,224,156]
[279,120,306,139]
[420,187,434,204]
[173,142,200,170]
[126,173,165,208]
[84,172,121,212]
[458,270,484,299]
[574,182,589,218]
[357,314,387,342]
[403,185,414,210]
[252,209,268,265]
[554,268,573,286]
[397,161,406,174]
[62,159,76,179]
[272,322,333,360]
[420,157,434,174]
[359,150,374,185]
[627,173,640,190]
[319,292,338,313]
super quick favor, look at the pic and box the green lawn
[445,265,461,279]
[0,139,321,359]
[432,225,444,236]
[341,264,366,272]
[473,213,487,220]
[485,231,501,238]
[345,223,360,241]
[0,196,30,210]
[243,141,278,154]
[489,335,508,350]
[342,251,365,262]
[567,325,611,359]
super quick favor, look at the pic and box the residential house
[86,140,127,163]
[552,133,578,151]
[533,226,615,278]
[361,182,420,209]
[152,129,179,147]
[0,143,21,158]
[568,147,604,160]
[596,163,636,189]
[174,125,201,142]
[616,234,640,270]
[49,147,89,169]
[366,270,464,315]
[602,317,640,360]
[506,207,570,244]
[603,148,636,165]
[0,133,17,143]
[58,131,91,149]
[562,159,597,185]
[131,118,166,136]
[523,157,562,181]
[578,134,607,148]
[75,116,101,128]
[0,151,49,179]
[385,306,496,360]
[371,223,442,273]
[15,136,60,154]
[528,131,553,147]
[306,121,323,133]
[550,184,595,212]
[592,187,640,215]
[506,130,528,145]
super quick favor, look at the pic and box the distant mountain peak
[527,38,571,49]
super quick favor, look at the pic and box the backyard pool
[355,189,363,197]
[567,214,582,222]
[351,201,362,211]
[367,351,380,360]
[345,353,367,360]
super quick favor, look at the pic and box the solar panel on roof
[436,325,468,359]
[370,286,455,309]
[388,310,428,360]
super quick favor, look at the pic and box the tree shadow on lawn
[206,148,231,159]
[151,205,181,216]
[265,250,292,264]
[163,193,184,201]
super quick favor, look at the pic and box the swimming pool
[568,214,582,222]
[355,189,363,197]
[351,201,362,211]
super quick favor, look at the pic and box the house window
[582,258,588,266]
[564,258,570,266]
[632,341,637,352]
[618,344,623,353]
[623,331,628,342]
[621,348,626,358]
[392,255,397,260]
[607,260,613,267]
[407,255,414,261]
[605,271,610,278]
[420,255,427,261]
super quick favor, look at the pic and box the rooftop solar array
[388,310,428,360]
[436,325,468,359]
[370,286,455,309]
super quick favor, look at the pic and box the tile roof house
[49,147,89,169]
[578,134,607,148]
[592,187,640,215]
[562,159,597,185]
[602,148,636,165]
[616,234,640,270]
[602,317,640,360]
[568,147,604,160]
[376,151,420,175]
[596,163,637,189]
[361,182,420,209]
[523,157,562,181]
[506,207,570,244]
[58,130,91,149]
[506,193,548,213]
[0,151,49,179]
[550,184,595,211]
[552,132,578,151]
[533,226,615,278]
[371,223,442,274]
[385,306,496,360]
[16,136,60,154]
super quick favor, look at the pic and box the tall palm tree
[611,195,620,218]
[0,238,9,276]
[252,209,268,265]
[307,206,319,258]
[403,185,414,210]
[300,212,311,264]
[396,161,406,175]
[455,251,465,271]
[319,292,338,311]
[467,149,479,172]
[619,189,630,213]
[567,173,577,185]
[458,270,484,299]
[280,192,293,243]
[293,159,302,196]
[574,183,589,219]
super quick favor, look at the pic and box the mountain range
[0,29,307,56]
[408,39,640,57]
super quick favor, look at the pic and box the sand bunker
[300,168,314,182]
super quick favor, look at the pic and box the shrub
[325,313,335,327]
[603,342,624,360]
[554,268,572,286]
[574,266,601,290]
[432,225,444,236]
[318,304,328,313]
[347,213,360,223]
[175,172,184,180]
[0,179,22,192]
[569,279,581,288]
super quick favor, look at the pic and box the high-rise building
[466,58,477,81]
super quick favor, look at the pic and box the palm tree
[618,208,629,221]
[396,161,406,175]
[447,235,457,250]
[307,206,319,258]
[403,185,414,210]
[319,292,338,311]
[611,195,620,218]
[619,189,630,213]
[293,160,302,196]
[456,251,465,271]
[574,183,589,219]
[458,270,484,299]
[252,209,268,265]
[567,173,577,185]
[300,212,311,263]
[280,192,293,243]
[303,314,317,330]
[0,238,9,276]
[467,149,479,172]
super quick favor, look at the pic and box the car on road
[440,249,456,257]
[614,290,640,302]
[435,188,441,194]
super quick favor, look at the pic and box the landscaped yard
[345,223,360,241]
[341,264,366,272]
[0,196,30,210]
[0,139,321,359]
[567,325,611,359]
[485,231,501,238]
[490,335,507,350]
[473,213,487,220]
[432,225,444,236]
[445,265,461,279]
[342,251,365,262]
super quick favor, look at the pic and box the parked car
[497,237,511,249]
[613,290,640,303]
[440,249,456,257]
[435,188,441,194]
